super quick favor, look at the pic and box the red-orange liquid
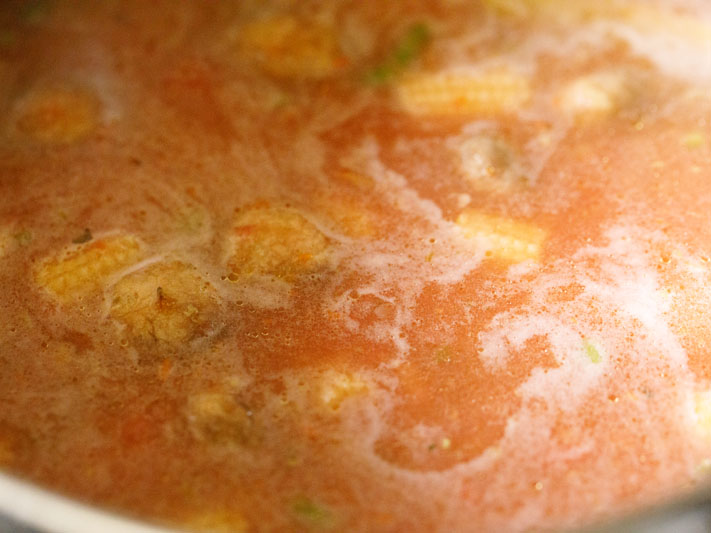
[1,1,711,531]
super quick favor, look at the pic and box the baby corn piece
[110,261,221,346]
[35,235,142,301]
[227,205,330,281]
[15,87,99,144]
[456,209,545,262]
[239,16,345,79]
[396,69,531,116]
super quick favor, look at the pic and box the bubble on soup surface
[14,86,100,144]
[227,204,330,281]
[35,234,143,301]
[110,260,222,347]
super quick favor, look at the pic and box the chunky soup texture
[2,1,711,531]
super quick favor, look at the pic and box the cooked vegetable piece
[14,86,99,144]
[457,134,526,192]
[239,16,345,79]
[227,205,330,281]
[71,228,92,244]
[396,68,530,116]
[582,339,603,363]
[292,496,334,528]
[35,234,142,300]
[186,392,254,446]
[110,261,221,346]
[557,71,633,119]
[320,371,368,410]
[366,22,431,85]
[456,209,545,262]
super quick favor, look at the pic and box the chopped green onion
[583,338,602,364]
[292,496,334,528]
[365,22,431,85]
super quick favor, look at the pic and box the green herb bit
[13,229,32,247]
[365,22,431,85]
[583,338,602,364]
[292,496,334,528]
[72,228,92,244]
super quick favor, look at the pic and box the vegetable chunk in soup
[2,0,711,531]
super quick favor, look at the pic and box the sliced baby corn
[396,68,531,116]
[456,209,545,262]
[110,261,221,346]
[227,205,330,281]
[239,15,345,79]
[14,86,99,144]
[35,234,142,301]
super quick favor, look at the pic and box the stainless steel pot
[1,469,710,533]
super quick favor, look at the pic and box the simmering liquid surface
[1,1,711,531]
